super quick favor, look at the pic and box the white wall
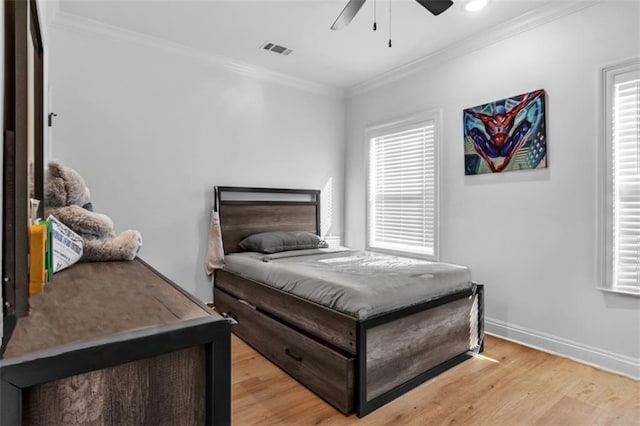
[345,2,640,378]
[48,21,345,302]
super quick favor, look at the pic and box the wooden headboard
[214,186,321,254]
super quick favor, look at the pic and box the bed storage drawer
[215,288,354,413]
[215,269,357,354]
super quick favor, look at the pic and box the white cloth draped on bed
[205,210,225,275]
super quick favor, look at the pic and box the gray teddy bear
[44,160,142,262]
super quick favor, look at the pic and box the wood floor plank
[231,335,640,425]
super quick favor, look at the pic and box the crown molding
[346,1,599,98]
[50,12,344,99]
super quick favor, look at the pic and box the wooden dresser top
[4,258,214,359]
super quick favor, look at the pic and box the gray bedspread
[222,248,473,320]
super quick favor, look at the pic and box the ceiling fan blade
[331,0,367,30]
[414,0,454,16]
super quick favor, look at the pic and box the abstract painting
[463,89,546,175]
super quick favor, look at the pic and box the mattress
[222,248,473,320]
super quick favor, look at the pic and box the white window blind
[612,73,640,293]
[603,61,640,295]
[368,121,437,258]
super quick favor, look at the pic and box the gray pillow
[238,231,328,254]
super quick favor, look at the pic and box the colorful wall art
[463,89,546,175]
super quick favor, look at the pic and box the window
[367,111,440,259]
[601,60,640,295]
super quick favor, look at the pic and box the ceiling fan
[330,0,453,30]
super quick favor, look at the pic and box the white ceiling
[56,0,565,89]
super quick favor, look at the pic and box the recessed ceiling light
[465,0,488,12]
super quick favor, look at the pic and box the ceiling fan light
[465,0,488,12]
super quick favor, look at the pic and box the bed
[212,186,484,417]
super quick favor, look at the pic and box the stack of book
[28,215,83,296]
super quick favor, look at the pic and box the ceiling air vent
[261,41,293,56]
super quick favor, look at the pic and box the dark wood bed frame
[213,186,484,417]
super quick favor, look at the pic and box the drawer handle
[285,348,303,362]
[221,311,238,324]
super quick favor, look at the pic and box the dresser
[0,259,231,425]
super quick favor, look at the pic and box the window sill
[597,286,640,297]
[366,246,437,262]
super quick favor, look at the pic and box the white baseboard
[485,317,639,380]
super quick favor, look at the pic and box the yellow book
[29,223,48,296]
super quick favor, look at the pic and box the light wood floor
[231,334,639,425]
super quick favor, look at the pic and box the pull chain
[373,0,377,31]
[388,0,392,47]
